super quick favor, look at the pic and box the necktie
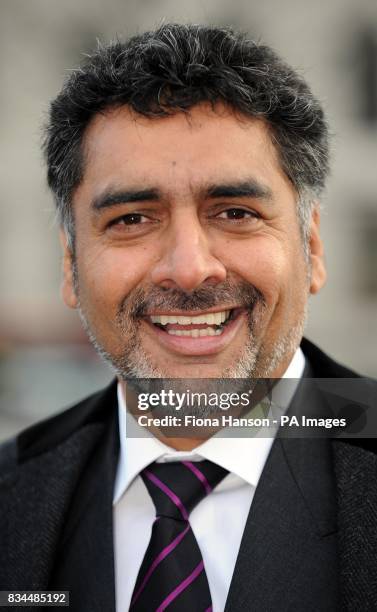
[130,460,228,611]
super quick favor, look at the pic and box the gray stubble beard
[73,255,308,386]
[77,299,307,381]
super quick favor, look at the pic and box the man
[0,23,376,612]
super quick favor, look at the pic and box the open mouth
[147,308,241,337]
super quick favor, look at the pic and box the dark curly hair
[43,23,330,250]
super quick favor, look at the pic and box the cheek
[232,236,309,345]
[222,238,289,304]
[77,247,153,313]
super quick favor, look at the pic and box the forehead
[78,102,291,198]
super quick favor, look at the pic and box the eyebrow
[91,179,273,212]
[205,181,273,201]
[92,188,160,211]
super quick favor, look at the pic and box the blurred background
[1,0,376,441]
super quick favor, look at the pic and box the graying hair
[43,23,330,251]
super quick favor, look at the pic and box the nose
[150,215,227,292]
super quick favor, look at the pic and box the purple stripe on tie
[130,523,190,607]
[205,607,213,612]
[156,560,205,612]
[144,470,189,520]
[182,461,212,495]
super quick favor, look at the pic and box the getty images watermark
[137,388,252,411]
[123,377,376,439]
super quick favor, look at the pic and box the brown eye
[217,208,258,220]
[115,213,145,225]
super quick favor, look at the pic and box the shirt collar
[113,347,305,504]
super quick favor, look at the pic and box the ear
[308,206,327,294]
[59,228,78,309]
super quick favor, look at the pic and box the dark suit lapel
[0,421,105,590]
[225,378,339,612]
[0,379,119,606]
[225,437,339,611]
[48,401,119,612]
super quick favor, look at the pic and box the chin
[167,365,227,379]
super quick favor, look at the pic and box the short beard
[75,264,308,418]
[75,268,307,381]
[77,280,267,379]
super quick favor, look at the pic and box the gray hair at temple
[43,23,330,253]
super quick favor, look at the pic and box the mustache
[117,280,266,322]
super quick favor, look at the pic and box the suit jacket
[0,338,376,611]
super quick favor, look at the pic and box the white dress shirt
[113,348,305,611]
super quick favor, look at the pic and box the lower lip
[143,311,247,356]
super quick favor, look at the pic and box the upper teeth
[150,310,230,326]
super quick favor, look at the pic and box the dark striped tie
[130,460,228,611]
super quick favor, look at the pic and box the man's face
[61,103,326,379]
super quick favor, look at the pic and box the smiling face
[60,103,326,379]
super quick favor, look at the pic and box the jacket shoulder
[301,338,377,456]
[0,436,17,473]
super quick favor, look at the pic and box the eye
[111,213,148,226]
[216,208,260,221]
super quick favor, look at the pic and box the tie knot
[141,460,228,521]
